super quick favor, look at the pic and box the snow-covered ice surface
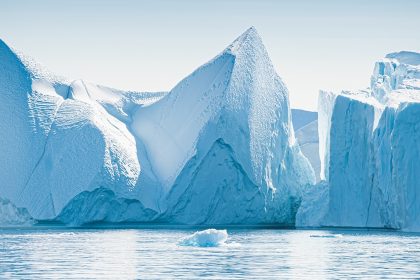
[298,51,420,231]
[0,39,164,224]
[0,27,314,226]
[178,229,228,247]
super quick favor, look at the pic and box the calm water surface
[0,227,419,279]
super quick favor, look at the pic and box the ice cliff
[0,27,315,226]
[297,51,420,231]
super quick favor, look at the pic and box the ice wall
[298,51,420,231]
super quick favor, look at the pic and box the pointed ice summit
[0,28,314,226]
[133,27,315,224]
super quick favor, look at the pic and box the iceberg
[139,27,315,225]
[0,39,164,224]
[297,51,420,231]
[292,109,320,182]
[0,27,314,226]
[0,197,34,226]
[178,229,228,247]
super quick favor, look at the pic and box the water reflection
[284,230,330,279]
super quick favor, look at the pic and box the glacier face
[0,27,315,226]
[297,51,420,231]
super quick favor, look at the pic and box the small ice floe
[310,233,343,238]
[178,229,228,247]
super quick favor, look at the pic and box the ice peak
[226,26,264,54]
[0,38,7,49]
[241,26,258,37]
[0,39,17,59]
[0,38,31,83]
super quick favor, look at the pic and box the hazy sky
[1,0,419,110]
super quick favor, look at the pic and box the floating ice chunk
[178,229,228,247]
[0,197,34,226]
[309,234,343,238]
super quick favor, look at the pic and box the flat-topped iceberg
[297,51,420,231]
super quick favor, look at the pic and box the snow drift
[297,51,420,231]
[0,27,314,226]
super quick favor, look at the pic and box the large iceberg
[0,38,163,224]
[0,197,34,226]
[0,27,315,226]
[297,51,420,231]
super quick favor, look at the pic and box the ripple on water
[0,228,419,279]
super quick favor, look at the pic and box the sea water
[0,227,419,279]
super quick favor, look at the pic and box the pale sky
[1,0,419,110]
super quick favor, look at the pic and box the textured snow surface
[0,38,164,223]
[0,28,314,226]
[298,51,420,231]
[178,229,228,247]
